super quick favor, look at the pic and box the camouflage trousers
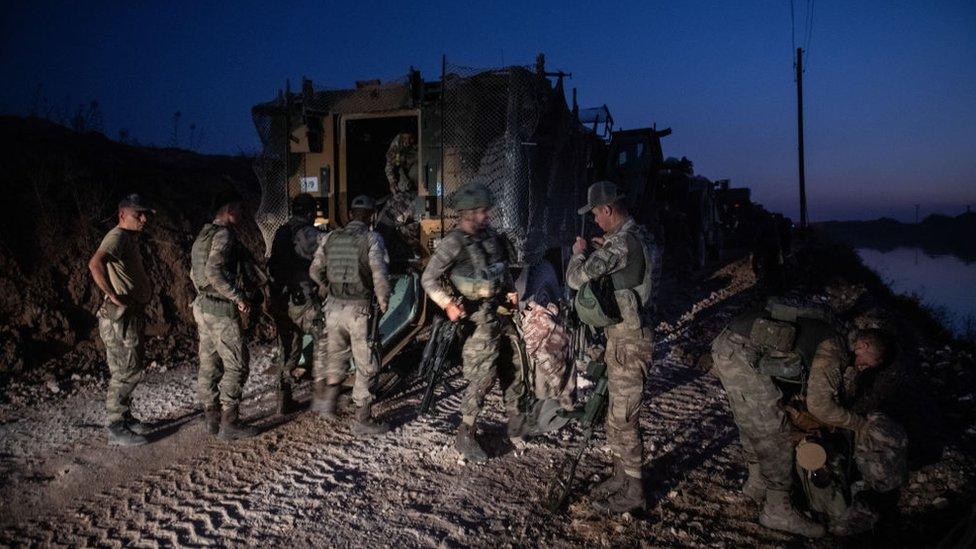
[321,298,377,407]
[193,300,249,408]
[459,309,526,426]
[97,304,145,424]
[270,296,324,391]
[605,326,654,479]
[711,328,792,490]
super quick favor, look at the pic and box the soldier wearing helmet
[309,195,391,435]
[420,183,527,464]
[267,193,326,415]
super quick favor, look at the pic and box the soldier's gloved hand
[572,237,587,255]
[445,301,466,322]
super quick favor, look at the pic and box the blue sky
[1,1,973,221]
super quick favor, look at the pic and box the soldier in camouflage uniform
[384,132,417,194]
[567,181,657,514]
[421,183,527,464]
[268,193,326,415]
[190,190,259,440]
[309,195,391,435]
[88,194,156,446]
[710,301,896,538]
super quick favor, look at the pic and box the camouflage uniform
[94,227,152,425]
[268,215,326,392]
[190,221,250,409]
[567,217,657,480]
[384,134,417,193]
[309,220,390,406]
[420,227,526,427]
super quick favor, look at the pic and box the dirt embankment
[0,116,264,389]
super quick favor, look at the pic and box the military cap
[452,183,493,211]
[350,195,376,211]
[118,193,156,214]
[578,180,625,214]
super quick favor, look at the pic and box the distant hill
[815,213,976,263]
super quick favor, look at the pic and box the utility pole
[796,47,807,229]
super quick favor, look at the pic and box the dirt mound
[0,116,265,388]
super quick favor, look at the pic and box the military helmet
[292,193,317,216]
[452,183,493,211]
[350,195,376,211]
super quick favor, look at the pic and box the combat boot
[122,413,152,436]
[203,406,221,436]
[742,462,767,504]
[592,474,645,514]
[591,457,628,502]
[311,381,339,419]
[217,405,259,440]
[455,423,488,464]
[759,489,825,538]
[350,403,390,436]
[107,421,148,447]
[276,384,298,416]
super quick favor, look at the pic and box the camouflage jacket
[420,227,513,311]
[205,222,246,304]
[805,338,865,432]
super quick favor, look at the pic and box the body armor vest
[447,228,509,302]
[326,221,372,301]
[577,222,656,330]
[190,223,242,316]
[268,218,313,299]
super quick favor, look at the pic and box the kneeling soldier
[309,195,391,435]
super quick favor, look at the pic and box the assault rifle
[544,357,609,512]
[418,316,461,415]
[368,297,382,367]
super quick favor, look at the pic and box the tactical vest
[268,218,313,299]
[576,222,656,330]
[190,223,241,316]
[447,229,509,302]
[325,221,372,301]
[731,300,843,383]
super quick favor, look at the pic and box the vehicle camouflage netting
[442,61,592,266]
[252,62,592,266]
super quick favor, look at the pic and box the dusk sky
[1,1,973,222]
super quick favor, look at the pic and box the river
[856,247,976,336]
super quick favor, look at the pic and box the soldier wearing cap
[420,182,526,464]
[190,189,260,440]
[267,193,326,415]
[567,180,658,513]
[88,193,155,446]
[309,195,391,435]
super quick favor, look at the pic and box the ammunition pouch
[757,350,804,382]
[449,262,507,301]
[749,317,797,352]
[195,294,236,317]
[574,278,621,328]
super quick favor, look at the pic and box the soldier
[420,183,526,464]
[790,328,907,536]
[709,301,897,538]
[384,132,417,194]
[190,190,259,440]
[567,181,657,514]
[267,193,325,415]
[308,195,391,435]
[87,193,155,446]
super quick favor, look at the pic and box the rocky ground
[2,252,974,547]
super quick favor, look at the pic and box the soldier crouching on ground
[189,190,260,440]
[567,181,657,514]
[267,193,326,415]
[308,195,391,435]
[421,183,528,464]
[788,326,908,536]
[88,193,155,446]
